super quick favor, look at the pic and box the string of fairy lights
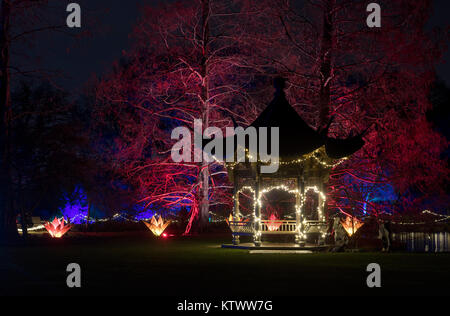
[423,210,450,218]
[227,146,348,170]
[335,209,450,227]
[69,213,158,223]
[17,225,46,232]
[17,213,161,233]
[17,205,449,235]
[235,186,256,219]
[388,210,450,225]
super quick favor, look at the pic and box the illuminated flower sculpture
[266,213,282,232]
[226,214,250,226]
[144,215,171,236]
[225,214,235,226]
[44,217,72,238]
[341,216,364,236]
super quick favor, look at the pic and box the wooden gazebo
[226,79,365,247]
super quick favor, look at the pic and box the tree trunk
[199,166,210,231]
[318,0,334,130]
[0,0,17,240]
[198,0,211,232]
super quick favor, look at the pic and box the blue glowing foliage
[59,186,89,224]
[340,173,398,215]
[133,203,156,221]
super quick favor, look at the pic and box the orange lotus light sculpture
[226,214,234,226]
[144,215,171,236]
[44,217,72,238]
[226,214,250,226]
[266,213,282,232]
[341,216,364,236]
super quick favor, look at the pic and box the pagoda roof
[247,80,365,160]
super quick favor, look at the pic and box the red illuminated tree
[95,0,449,235]
[94,0,270,233]
[240,0,449,216]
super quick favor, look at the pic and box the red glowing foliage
[94,0,272,234]
[244,0,449,216]
[93,0,449,235]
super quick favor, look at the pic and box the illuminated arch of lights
[228,184,327,239]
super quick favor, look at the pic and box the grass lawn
[1,232,449,296]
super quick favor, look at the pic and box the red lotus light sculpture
[144,215,171,237]
[341,216,364,236]
[266,213,282,232]
[44,217,72,238]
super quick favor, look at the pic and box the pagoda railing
[228,220,253,235]
[260,220,297,234]
[303,220,328,234]
[228,219,328,236]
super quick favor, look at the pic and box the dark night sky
[13,0,450,94]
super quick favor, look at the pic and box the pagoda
[226,78,365,246]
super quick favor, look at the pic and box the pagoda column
[317,182,325,246]
[232,169,240,245]
[298,176,306,247]
[295,176,302,245]
[253,168,262,247]
[318,182,325,221]
[318,172,330,245]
